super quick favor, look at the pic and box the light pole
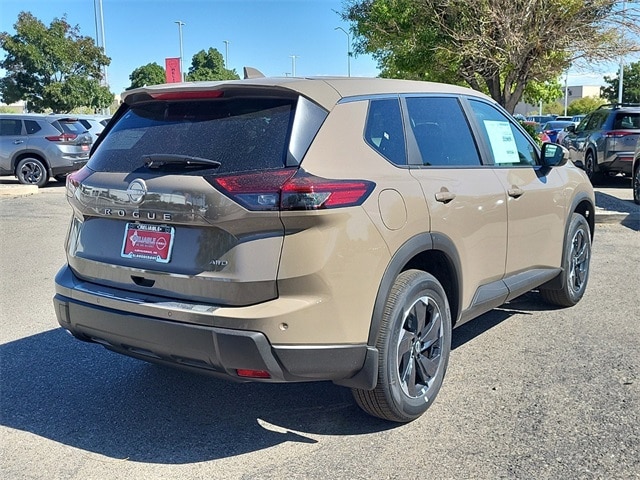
[618,0,627,104]
[175,20,185,81]
[564,69,569,116]
[290,55,298,77]
[334,27,351,77]
[223,40,230,68]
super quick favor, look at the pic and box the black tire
[634,166,640,205]
[540,213,591,307]
[352,270,452,422]
[16,157,49,187]
[584,150,602,185]
[54,174,68,183]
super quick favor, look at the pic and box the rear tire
[16,157,49,188]
[540,214,591,307]
[352,270,452,422]
[584,150,602,185]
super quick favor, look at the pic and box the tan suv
[54,77,595,422]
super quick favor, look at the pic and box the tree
[343,0,640,113]
[567,96,607,116]
[0,11,112,113]
[523,80,564,107]
[185,48,240,81]
[601,61,640,103]
[127,63,166,90]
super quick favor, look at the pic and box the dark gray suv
[0,114,92,187]
[561,103,640,183]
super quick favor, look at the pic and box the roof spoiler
[243,67,266,79]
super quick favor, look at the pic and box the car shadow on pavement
[0,328,393,464]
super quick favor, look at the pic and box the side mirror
[541,143,569,167]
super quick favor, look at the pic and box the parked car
[561,103,640,183]
[527,115,556,124]
[73,115,109,143]
[633,137,640,205]
[523,121,551,143]
[541,120,575,143]
[571,114,586,125]
[0,114,92,187]
[54,77,595,423]
[555,116,573,121]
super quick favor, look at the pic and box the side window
[406,97,481,166]
[469,100,538,167]
[575,114,590,133]
[585,111,607,130]
[364,98,407,165]
[0,119,22,136]
[24,120,42,135]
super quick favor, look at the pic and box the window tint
[469,100,538,166]
[585,110,608,130]
[0,119,22,136]
[364,98,406,165]
[24,120,41,135]
[88,98,297,175]
[406,97,481,166]
[613,112,640,129]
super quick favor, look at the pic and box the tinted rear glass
[613,112,640,129]
[88,98,296,175]
[53,120,88,135]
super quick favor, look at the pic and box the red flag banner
[165,58,181,83]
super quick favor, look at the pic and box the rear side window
[0,119,22,136]
[89,97,296,175]
[53,120,87,135]
[24,120,41,134]
[613,112,640,129]
[406,97,481,166]
[365,98,407,165]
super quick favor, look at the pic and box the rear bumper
[603,152,634,175]
[50,159,88,176]
[54,265,376,389]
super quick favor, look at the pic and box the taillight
[208,169,375,211]
[45,133,78,142]
[66,166,92,197]
[603,130,634,138]
[236,369,271,378]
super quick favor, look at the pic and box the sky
[0,0,381,95]
[0,0,635,97]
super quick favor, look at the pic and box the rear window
[51,119,88,135]
[88,98,297,175]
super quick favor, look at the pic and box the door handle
[435,191,456,203]
[13,140,24,145]
[508,187,525,198]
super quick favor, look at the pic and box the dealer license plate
[121,223,175,263]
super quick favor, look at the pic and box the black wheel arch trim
[367,232,463,347]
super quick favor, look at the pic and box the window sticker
[483,120,519,164]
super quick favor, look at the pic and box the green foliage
[0,11,113,113]
[601,61,640,103]
[127,63,166,90]
[523,80,564,106]
[519,120,541,146]
[567,96,607,116]
[186,48,240,82]
[343,0,639,113]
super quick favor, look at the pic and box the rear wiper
[143,154,221,169]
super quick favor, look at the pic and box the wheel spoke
[416,352,440,381]
[397,329,414,359]
[420,309,441,349]
[412,299,427,335]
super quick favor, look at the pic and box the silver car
[0,114,92,187]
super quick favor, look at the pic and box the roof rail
[597,102,640,109]
[243,67,265,79]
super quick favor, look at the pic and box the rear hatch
[65,86,328,306]
[48,117,93,158]
[605,111,640,161]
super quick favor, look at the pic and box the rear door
[404,96,508,313]
[66,90,314,307]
